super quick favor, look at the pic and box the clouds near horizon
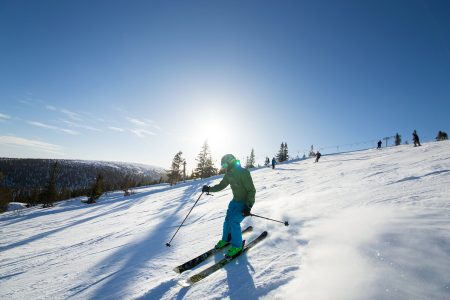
[0,135,64,155]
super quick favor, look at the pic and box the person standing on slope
[202,154,256,257]
[412,129,421,147]
[377,140,382,149]
[315,151,322,163]
[272,157,276,169]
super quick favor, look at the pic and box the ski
[178,231,268,287]
[173,225,253,274]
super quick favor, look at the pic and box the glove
[242,206,251,217]
[202,185,210,193]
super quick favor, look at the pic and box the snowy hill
[1,141,449,299]
[0,158,166,202]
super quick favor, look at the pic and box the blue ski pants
[222,200,246,248]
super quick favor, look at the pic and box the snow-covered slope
[1,141,449,300]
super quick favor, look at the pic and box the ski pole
[166,192,205,247]
[250,213,289,226]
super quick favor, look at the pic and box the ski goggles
[221,160,240,169]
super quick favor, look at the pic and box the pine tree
[168,151,184,185]
[309,145,316,157]
[29,188,41,207]
[276,143,284,162]
[0,172,12,212]
[194,141,217,179]
[395,133,402,146]
[436,130,448,141]
[42,162,58,208]
[283,143,289,161]
[87,173,104,204]
[121,175,132,196]
[276,142,289,162]
[245,148,256,169]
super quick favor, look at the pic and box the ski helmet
[221,154,236,169]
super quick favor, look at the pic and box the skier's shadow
[224,254,258,300]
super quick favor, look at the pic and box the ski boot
[215,240,228,250]
[225,246,242,258]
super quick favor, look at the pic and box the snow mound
[6,202,27,212]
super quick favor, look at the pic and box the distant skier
[265,157,270,167]
[202,154,256,258]
[271,157,276,169]
[377,140,382,149]
[315,151,322,163]
[412,130,421,147]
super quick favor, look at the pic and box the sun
[204,117,229,147]
[195,115,233,160]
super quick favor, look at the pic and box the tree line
[167,141,292,186]
[168,141,218,185]
[0,158,166,212]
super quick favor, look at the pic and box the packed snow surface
[1,141,449,299]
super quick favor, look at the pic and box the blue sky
[1,0,449,170]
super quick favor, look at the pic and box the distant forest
[0,158,167,209]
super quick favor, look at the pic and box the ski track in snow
[1,141,450,299]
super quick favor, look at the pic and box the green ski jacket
[209,166,256,208]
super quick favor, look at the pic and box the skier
[202,154,256,257]
[377,140,382,149]
[271,157,276,169]
[264,156,270,167]
[412,130,421,147]
[315,151,322,163]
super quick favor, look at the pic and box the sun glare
[194,115,233,160]
[187,95,243,163]
[205,117,229,149]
